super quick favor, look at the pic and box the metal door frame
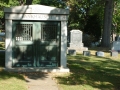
[12,20,61,67]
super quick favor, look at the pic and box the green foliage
[39,0,66,8]
[67,0,104,31]
[0,68,27,90]
[0,0,20,18]
[1,0,120,37]
[112,0,120,34]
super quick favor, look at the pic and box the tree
[84,14,101,42]
[65,0,104,31]
[101,0,114,47]
[112,0,120,35]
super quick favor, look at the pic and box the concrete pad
[24,73,59,90]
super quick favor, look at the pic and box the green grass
[0,42,120,90]
[0,68,27,90]
[0,41,27,90]
[55,48,120,90]
[0,42,5,50]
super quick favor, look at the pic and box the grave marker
[96,51,104,57]
[68,30,88,52]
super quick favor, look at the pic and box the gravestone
[68,30,88,52]
[69,30,83,48]
[110,51,118,57]
[115,35,120,41]
[111,36,120,51]
[96,51,104,57]
[83,51,90,56]
[68,49,76,56]
[0,33,5,41]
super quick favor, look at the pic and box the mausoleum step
[5,67,70,73]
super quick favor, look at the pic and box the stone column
[5,19,12,69]
[60,21,67,68]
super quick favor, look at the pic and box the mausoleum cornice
[4,5,69,15]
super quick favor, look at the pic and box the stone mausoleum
[4,5,69,72]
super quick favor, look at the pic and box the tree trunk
[26,0,33,5]
[101,0,114,47]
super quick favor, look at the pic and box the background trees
[0,0,120,47]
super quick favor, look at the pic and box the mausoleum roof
[4,5,69,14]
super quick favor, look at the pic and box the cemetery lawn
[55,47,120,90]
[0,42,27,90]
[0,68,27,90]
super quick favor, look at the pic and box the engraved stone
[69,30,83,48]
[110,51,118,57]
[96,51,104,57]
[68,29,88,52]
[111,41,120,51]
[68,49,76,56]
[83,51,90,56]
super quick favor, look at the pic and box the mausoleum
[4,5,69,72]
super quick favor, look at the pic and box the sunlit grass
[0,42,27,90]
[55,47,120,90]
[0,42,120,90]
[0,42,5,50]
[0,68,27,90]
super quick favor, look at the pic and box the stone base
[69,43,83,48]
[67,47,88,53]
[4,67,70,73]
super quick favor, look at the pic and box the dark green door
[12,21,60,67]
[36,22,60,67]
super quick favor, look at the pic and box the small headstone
[68,49,76,55]
[83,51,90,56]
[110,51,118,57]
[96,51,104,57]
[111,41,120,51]
[111,35,120,51]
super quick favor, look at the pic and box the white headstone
[111,41,120,51]
[68,29,88,52]
[69,30,83,48]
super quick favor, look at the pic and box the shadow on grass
[1,51,25,82]
[89,47,110,51]
[56,54,120,90]
[0,51,49,81]
[0,68,25,80]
